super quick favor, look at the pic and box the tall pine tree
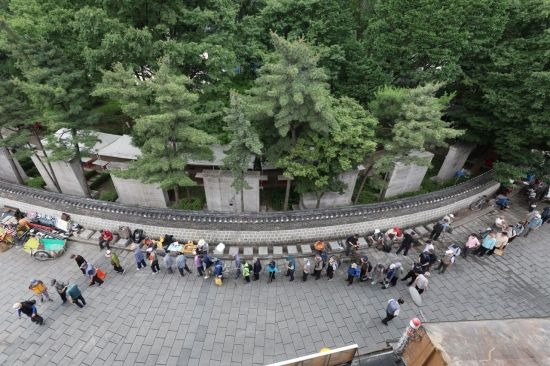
[94,60,216,205]
[249,33,336,210]
[223,91,263,212]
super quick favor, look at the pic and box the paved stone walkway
[1,203,550,365]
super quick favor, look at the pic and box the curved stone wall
[0,172,499,244]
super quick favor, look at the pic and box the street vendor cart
[23,237,67,260]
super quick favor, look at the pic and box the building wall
[0,173,499,245]
[111,175,169,208]
[0,148,27,184]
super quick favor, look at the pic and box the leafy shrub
[99,190,118,202]
[25,176,45,188]
[89,172,111,190]
[174,197,205,211]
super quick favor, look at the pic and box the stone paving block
[300,244,312,255]
[243,247,253,257]
[273,246,283,256]
[228,246,239,257]
[90,231,101,241]
[258,247,268,256]
[425,223,434,232]
[358,237,368,249]
[115,238,131,247]
[287,245,298,255]
[78,229,95,240]
[328,241,343,252]
[414,226,429,236]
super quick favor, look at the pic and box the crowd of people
[13,201,550,328]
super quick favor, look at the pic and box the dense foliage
[0,0,548,206]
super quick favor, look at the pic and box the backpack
[513,223,525,236]
[163,234,175,245]
[132,229,144,243]
[119,226,131,239]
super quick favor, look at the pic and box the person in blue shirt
[267,260,278,283]
[382,298,404,325]
[66,284,86,308]
[475,231,497,256]
[524,213,543,237]
[13,301,43,325]
[347,263,360,286]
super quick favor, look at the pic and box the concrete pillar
[0,148,28,183]
[111,174,169,208]
[197,170,266,212]
[30,152,58,191]
[384,151,434,199]
[48,158,90,196]
[435,143,475,182]
[300,169,363,209]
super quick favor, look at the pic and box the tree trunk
[378,171,390,201]
[0,132,24,184]
[283,126,298,211]
[283,179,291,211]
[353,163,374,204]
[174,187,181,207]
[315,192,325,209]
[240,187,245,212]
[32,128,61,192]
[71,128,91,197]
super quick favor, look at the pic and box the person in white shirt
[414,272,430,295]
[423,240,435,253]
[382,298,404,325]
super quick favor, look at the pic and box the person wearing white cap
[414,272,430,295]
[523,212,543,237]
[13,301,44,325]
[147,247,160,274]
[197,239,209,255]
[105,250,124,274]
[437,250,454,274]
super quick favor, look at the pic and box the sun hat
[105,250,112,257]
[13,303,21,309]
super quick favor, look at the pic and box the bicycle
[469,195,493,211]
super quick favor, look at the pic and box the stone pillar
[0,148,28,183]
[300,169,363,209]
[49,158,90,196]
[435,143,475,182]
[384,151,434,199]
[30,152,57,191]
[111,174,169,208]
[31,153,88,195]
[197,170,266,212]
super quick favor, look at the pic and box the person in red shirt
[99,229,113,250]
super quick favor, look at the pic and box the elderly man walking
[382,298,404,325]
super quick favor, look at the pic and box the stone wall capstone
[0,172,498,245]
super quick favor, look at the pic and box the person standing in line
[146,247,160,274]
[302,258,311,282]
[475,231,497,256]
[313,255,323,280]
[243,261,251,283]
[381,264,397,289]
[327,256,338,281]
[462,234,480,258]
[359,256,370,282]
[13,301,43,325]
[29,279,52,303]
[105,250,125,274]
[430,218,450,241]
[66,283,86,308]
[234,253,242,279]
[381,298,404,325]
[176,253,192,277]
[214,259,223,280]
[413,272,430,295]
[194,253,204,277]
[51,279,68,303]
[285,256,295,282]
[203,254,214,279]
[523,213,543,237]
[371,263,386,285]
[437,250,454,273]
[253,257,262,281]
[491,232,509,255]
[505,225,518,243]
[401,262,424,286]
[82,263,104,286]
[163,253,174,274]
[345,234,359,257]
[98,229,113,250]
[71,254,87,274]
[134,246,147,270]
[395,231,417,256]
[267,260,278,283]
[347,263,360,286]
